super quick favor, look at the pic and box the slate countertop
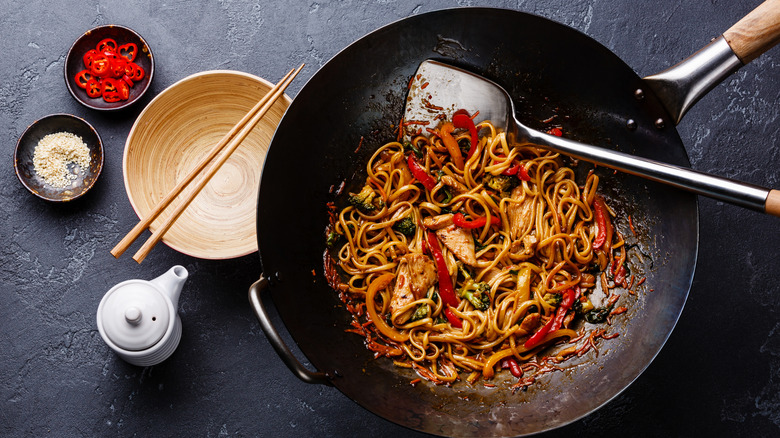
[1,1,778,436]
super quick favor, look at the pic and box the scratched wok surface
[256,8,696,437]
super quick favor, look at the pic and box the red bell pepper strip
[593,197,608,250]
[407,155,437,191]
[452,212,499,229]
[117,42,138,62]
[439,122,465,170]
[444,307,462,328]
[517,165,531,181]
[523,288,576,349]
[426,231,459,308]
[453,109,478,158]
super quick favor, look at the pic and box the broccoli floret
[410,304,429,322]
[326,230,342,248]
[484,173,519,195]
[585,303,615,324]
[348,184,384,213]
[543,292,562,306]
[393,216,416,237]
[458,281,491,311]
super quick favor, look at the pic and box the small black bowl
[64,25,154,111]
[15,114,104,202]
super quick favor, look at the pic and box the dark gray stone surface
[1,0,778,436]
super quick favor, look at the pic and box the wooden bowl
[123,70,291,259]
[65,25,154,111]
[15,114,103,202]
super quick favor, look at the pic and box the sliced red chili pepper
[74,70,92,89]
[426,231,459,308]
[103,92,122,103]
[439,122,465,170]
[452,212,499,229]
[122,74,134,88]
[117,42,138,62]
[102,77,118,93]
[124,62,145,81]
[82,49,98,69]
[453,109,478,158]
[407,155,437,191]
[115,79,130,101]
[444,307,462,328]
[105,52,127,77]
[85,78,102,98]
[96,38,117,53]
[88,54,110,77]
[593,197,608,250]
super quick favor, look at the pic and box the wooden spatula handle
[724,0,780,63]
[766,190,780,217]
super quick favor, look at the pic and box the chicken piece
[510,234,538,258]
[390,253,437,323]
[422,213,453,230]
[435,224,477,266]
[440,175,468,193]
[507,186,536,240]
[519,312,540,332]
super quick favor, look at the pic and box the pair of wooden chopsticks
[111,64,304,263]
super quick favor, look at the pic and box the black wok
[248,6,768,437]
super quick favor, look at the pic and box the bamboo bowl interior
[123,70,291,259]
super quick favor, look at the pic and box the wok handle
[723,0,780,64]
[524,128,780,217]
[248,276,333,386]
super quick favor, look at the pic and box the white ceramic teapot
[96,265,188,366]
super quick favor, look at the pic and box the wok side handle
[724,0,780,64]
[248,277,333,386]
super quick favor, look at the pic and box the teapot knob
[125,307,142,325]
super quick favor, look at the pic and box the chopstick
[110,64,304,263]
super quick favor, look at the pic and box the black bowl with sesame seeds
[14,113,103,202]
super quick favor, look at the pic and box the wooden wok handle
[724,0,780,63]
[767,190,780,216]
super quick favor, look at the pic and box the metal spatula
[402,60,780,217]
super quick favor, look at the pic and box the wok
[249,5,776,437]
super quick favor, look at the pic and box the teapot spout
[150,265,189,308]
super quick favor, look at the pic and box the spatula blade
[403,60,512,141]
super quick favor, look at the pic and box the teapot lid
[99,281,171,351]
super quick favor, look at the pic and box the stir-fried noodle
[325,115,635,387]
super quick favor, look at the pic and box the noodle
[325,115,633,388]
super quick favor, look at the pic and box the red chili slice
[96,38,117,53]
[115,79,130,100]
[88,54,110,77]
[85,78,102,98]
[117,42,138,62]
[124,62,145,81]
[74,70,92,89]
